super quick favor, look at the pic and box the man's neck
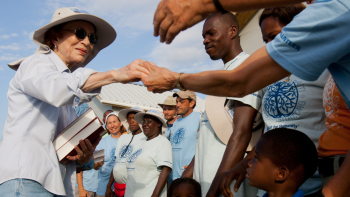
[222,42,243,64]
[167,117,177,124]
[132,128,142,135]
[182,109,193,118]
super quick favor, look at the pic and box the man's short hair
[206,12,239,31]
[261,128,318,185]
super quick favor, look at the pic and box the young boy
[246,128,318,197]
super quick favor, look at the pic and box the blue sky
[0,0,224,141]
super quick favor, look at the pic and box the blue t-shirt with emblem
[95,135,119,196]
[168,111,200,182]
[266,0,350,109]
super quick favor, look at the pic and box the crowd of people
[0,0,349,197]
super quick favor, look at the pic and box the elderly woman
[123,110,172,197]
[0,7,147,197]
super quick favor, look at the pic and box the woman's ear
[275,166,289,183]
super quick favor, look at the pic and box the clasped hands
[118,59,179,93]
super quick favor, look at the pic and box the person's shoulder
[190,111,201,119]
[118,133,132,142]
[154,135,170,144]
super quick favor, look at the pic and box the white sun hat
[134,109,168,129]
[8,7,116,71]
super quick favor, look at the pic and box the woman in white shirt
[0,7,147,197]
[124,110,172,197]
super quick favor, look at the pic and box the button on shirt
[0,51,100,196]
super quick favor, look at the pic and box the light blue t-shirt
[168,111,200,182]
[75,168,99,192]
[75,135,118,194]
[96,135,119,196]
[266,0,350,109]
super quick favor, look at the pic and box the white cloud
[0,53,21,61]
[28,31,34,40]
[0,67,3,71]
[147,22,224,73]
[1,35,10,39]
[0,43,21,50]
[44,0,159,34]
[10,33,19,37]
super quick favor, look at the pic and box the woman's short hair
[44,24,64,50]
[167,177,202,197]
[259,4,306,27]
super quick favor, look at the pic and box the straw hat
[8,7,116,71]
[158,96,177,108]
[134,109,167,129]
[205,95,263,151]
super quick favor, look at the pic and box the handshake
[116,59,180,93]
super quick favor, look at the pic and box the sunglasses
[62,28,99,45]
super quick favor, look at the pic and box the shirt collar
[48,50,71,73]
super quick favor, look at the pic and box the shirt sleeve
[15,55,100,107]
[227,89,263,111]
[156,137,173,169]
[266,0,350,81]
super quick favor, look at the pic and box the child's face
[171,183,197,197]
[246,138,279,191]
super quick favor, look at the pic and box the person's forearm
[218,0,305,12]
[323,150,350,197]
[152,166,172,197]
[77,171,85,192]
[180,47,290,97]
[82,70,118,93]
[207,102,257,196]
[107,171,115,189]
[182,157,195,178]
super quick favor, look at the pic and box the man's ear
[190,100,195,108]
[229,25,238,39]
[275,166,289,183]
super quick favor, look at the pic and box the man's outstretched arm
[141,46,290,98]
[153,0,304,44]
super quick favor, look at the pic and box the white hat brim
[205,95,263,151]
[134,112,167,129]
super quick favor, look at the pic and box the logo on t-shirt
[111,147,116,162]
[264,81,298,118]
[173,127,185,144]
[126,149,143,163]
[119,145,133,158]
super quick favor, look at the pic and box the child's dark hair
[259,4,306,26]
[167,177,202,197]
[262,128,318,185]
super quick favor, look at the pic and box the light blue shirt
[96,135,119,196]
[168,111,200,182]
[266,0,350,109]
[0,51,99,196]
[76,168,99,192]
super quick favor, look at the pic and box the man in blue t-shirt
[168,90,200,183]
[158,96,178,139]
